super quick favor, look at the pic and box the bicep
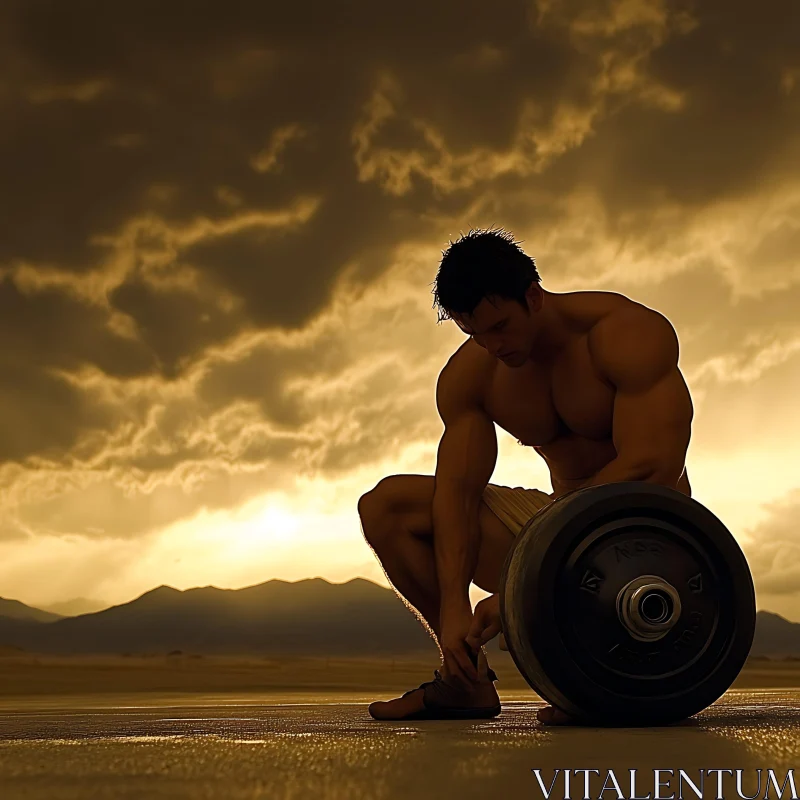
[435,365,497,497]
[592,308,694,469]
[435,411,498,497]
[612,369,693,467]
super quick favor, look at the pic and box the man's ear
[525,282,543,312]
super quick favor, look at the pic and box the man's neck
[526,293,573,364]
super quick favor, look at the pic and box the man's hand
[439,606,480,687]
[465,593,502,653]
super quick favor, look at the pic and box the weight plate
[498,482,756,726]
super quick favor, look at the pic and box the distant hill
[41,597,107,617]
[0,578,439,657]
[0,597,62,624]
[750,611,800,658]
[0,579,796,658]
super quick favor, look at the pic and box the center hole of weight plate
[639,590,672,624]
[617,575,682,641]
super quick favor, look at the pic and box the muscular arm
[581,307,694,490]
[433,357,498,616]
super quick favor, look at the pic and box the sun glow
[240,502,301,547]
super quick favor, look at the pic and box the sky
[0,0,799,620]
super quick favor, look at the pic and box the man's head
[431,227,546,366]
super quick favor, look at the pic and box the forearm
[579,456,683,490]
[431,489,481,615]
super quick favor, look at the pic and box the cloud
[740,488,800,600]
[0,0,798,610]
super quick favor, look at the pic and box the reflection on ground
[0,690,797,800]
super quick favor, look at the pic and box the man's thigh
[363,474,517,594]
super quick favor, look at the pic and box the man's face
[452,294,537,366]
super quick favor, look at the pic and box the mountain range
[0,578,797,658]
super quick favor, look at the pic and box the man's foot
[537,705,575,725]
[369,650,500,721]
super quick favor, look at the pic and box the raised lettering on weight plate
[613,540,664,562]
[673,610,704,652]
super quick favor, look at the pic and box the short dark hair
[430,227,541,323]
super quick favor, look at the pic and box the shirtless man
[358,228,694,724]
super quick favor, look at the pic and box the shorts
[482,483,554,536]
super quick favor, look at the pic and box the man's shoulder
[587,298,680,383]
[438,339,495,409]
[443,338,495,381]
[588,297,676,342]
[578,291,654,325]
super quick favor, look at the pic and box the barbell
[497,481,756,726]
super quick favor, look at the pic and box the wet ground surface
[0,690,797,799]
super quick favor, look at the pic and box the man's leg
[358,474,515,720]
[358,474,516,640]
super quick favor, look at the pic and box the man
[358,228,694,724]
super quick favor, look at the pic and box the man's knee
[358,482,389,543]
[357,494,376,534]
[357,476,408,546]
[358,475,404,514]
